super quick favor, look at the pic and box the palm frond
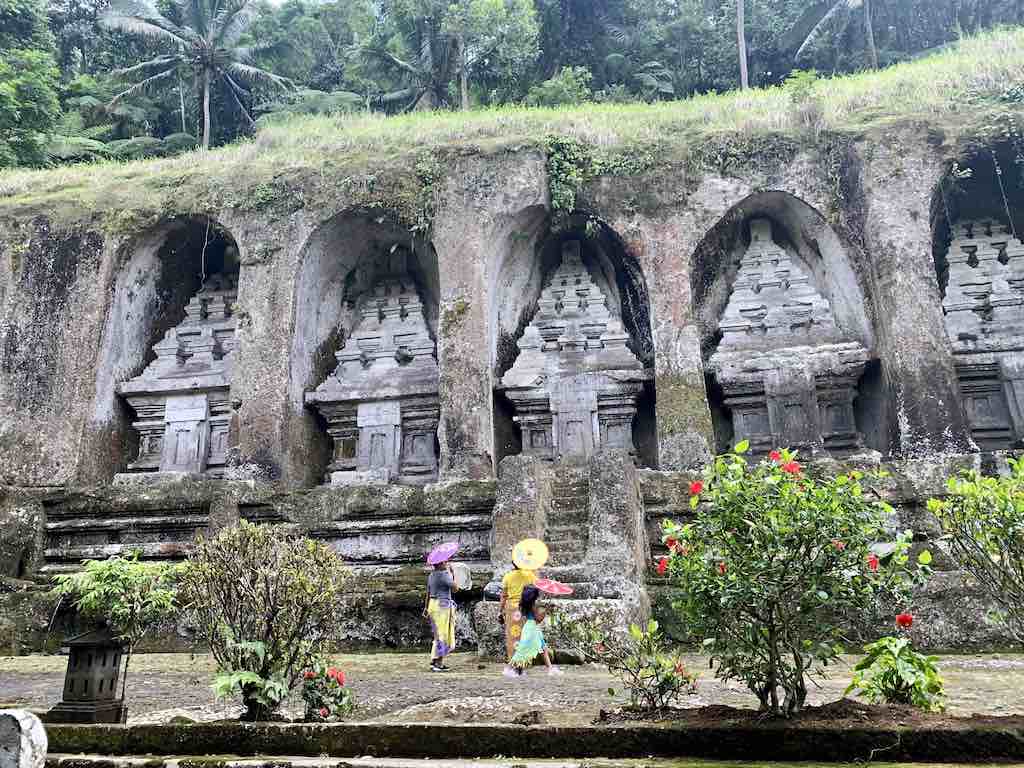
[213,0,257,47]
[101,11,190,47]
[113,54,186,79]
[225,61,291,90]
[110,67,179,105]
[796,0,860,61]
[222,72,256,126]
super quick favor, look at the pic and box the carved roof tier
[501,241,645,391]
[118,272,238,397]
[306,274,439,404]
[942,219,1024,354]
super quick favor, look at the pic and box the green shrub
[162,133,198,154]
[552,613,698,711]
[928,457,1024,642]
[180,521,351,720]
[661,444,930,717]
[525,66,593,107]
[53,554,183,698]
[107,136,165,161]
[846,636,945,712]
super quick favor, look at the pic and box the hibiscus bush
[661,443,931,717]
[301,661,356,722]
[552,613,698,711]
[181,521,351,720]
[928,457,1024,641]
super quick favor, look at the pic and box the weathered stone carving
[306,258,440,485]
[942,220,1024,449]
[708,219,869,455]
[500,241,648,461]
[118,273,238,476]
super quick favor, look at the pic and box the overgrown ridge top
[2,28,1023,232]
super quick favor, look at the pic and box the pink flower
[831,539,846,552]
[895,612,914,629]
[867,553,880,573]
[769,450,782,462]
[656,557,669,575]
[319,707,328,718]
[303,670,316,680]
[717,562,727,576]
[333,669,346,686]
[781,460,801,475]
[689,480,704,495]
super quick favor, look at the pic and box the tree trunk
[178,72,187,134]
[736,0,749,89]
[201,68,211,150]
[459,32,469,111]
[863,0,879,70]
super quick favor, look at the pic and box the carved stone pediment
[305,267,440,485]
[117,273,238,476]
[501,241,648,461]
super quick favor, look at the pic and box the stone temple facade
[707,220,870,457]
[118,272,239,477]
[501,241,647,461]
[0,126,1021,654]
[306,255,440,486]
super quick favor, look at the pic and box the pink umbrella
[535,578,574,596]
[427,541,460,565]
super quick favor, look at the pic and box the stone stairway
[543,467,590,568]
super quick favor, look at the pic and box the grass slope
[1,28,1022,229]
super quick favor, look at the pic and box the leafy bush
[301,661,355,722]
[846,635,945,712]
[525,67,593,107]
[162,133,199,154]
[661,444,930,717]
[107,136,165,161]
[53,554,183,698]
[553,614,698,711]
[180,521,351,720]
[928,458,1024,642]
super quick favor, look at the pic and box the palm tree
[736,0,748,89]
[102,0,290,150]
[791,0,878,70]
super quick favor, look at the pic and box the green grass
[1,27,1023,225]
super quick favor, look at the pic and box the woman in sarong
[423,561,458,671]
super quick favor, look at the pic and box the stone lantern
[45,628,127,724]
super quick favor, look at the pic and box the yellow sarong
[427,597,455,660]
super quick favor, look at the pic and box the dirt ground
[2,651,1023,726]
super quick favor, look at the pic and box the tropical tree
[791,0,878,69]
[101,0,290,150]
[736,0,748,88]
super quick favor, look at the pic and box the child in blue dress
[506,585,563,677]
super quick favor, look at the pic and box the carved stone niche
[306,257,440,485]
[942,220,1024,449]
[499,240,648,461]
[708,219,871,456]
[117,273,238,478]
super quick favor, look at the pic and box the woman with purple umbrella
[423,542,460,672]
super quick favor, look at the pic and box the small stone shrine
[942,219,1024,449]
[500,241,647,461]
[306,258,440,485]
[118,272,238,477]
[708,219,869,455]
[45,628,127,724]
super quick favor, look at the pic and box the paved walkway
[4,651,1024,725]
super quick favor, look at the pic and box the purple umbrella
[427,541,460,565]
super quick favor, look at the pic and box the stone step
[47,756,686,768]
[549,495,588,511]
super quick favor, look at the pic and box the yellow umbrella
[512,538,549,570]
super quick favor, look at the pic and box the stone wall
[0,122,1021,652]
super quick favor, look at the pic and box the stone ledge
[43,719,1024,763]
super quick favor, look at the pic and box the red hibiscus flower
[689,480,704,495]
[717,562,727,576]
[665,537,678,551]
[781,460,801,475]
[656,557,669,575]
[303,670,316,680]
[867,553,880,572]
[769,450,781,462]
[895,612,914,629]
[319,707,329,718]
[334,669,346,686]
[327,667,341,682]
[831,539,846,551]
